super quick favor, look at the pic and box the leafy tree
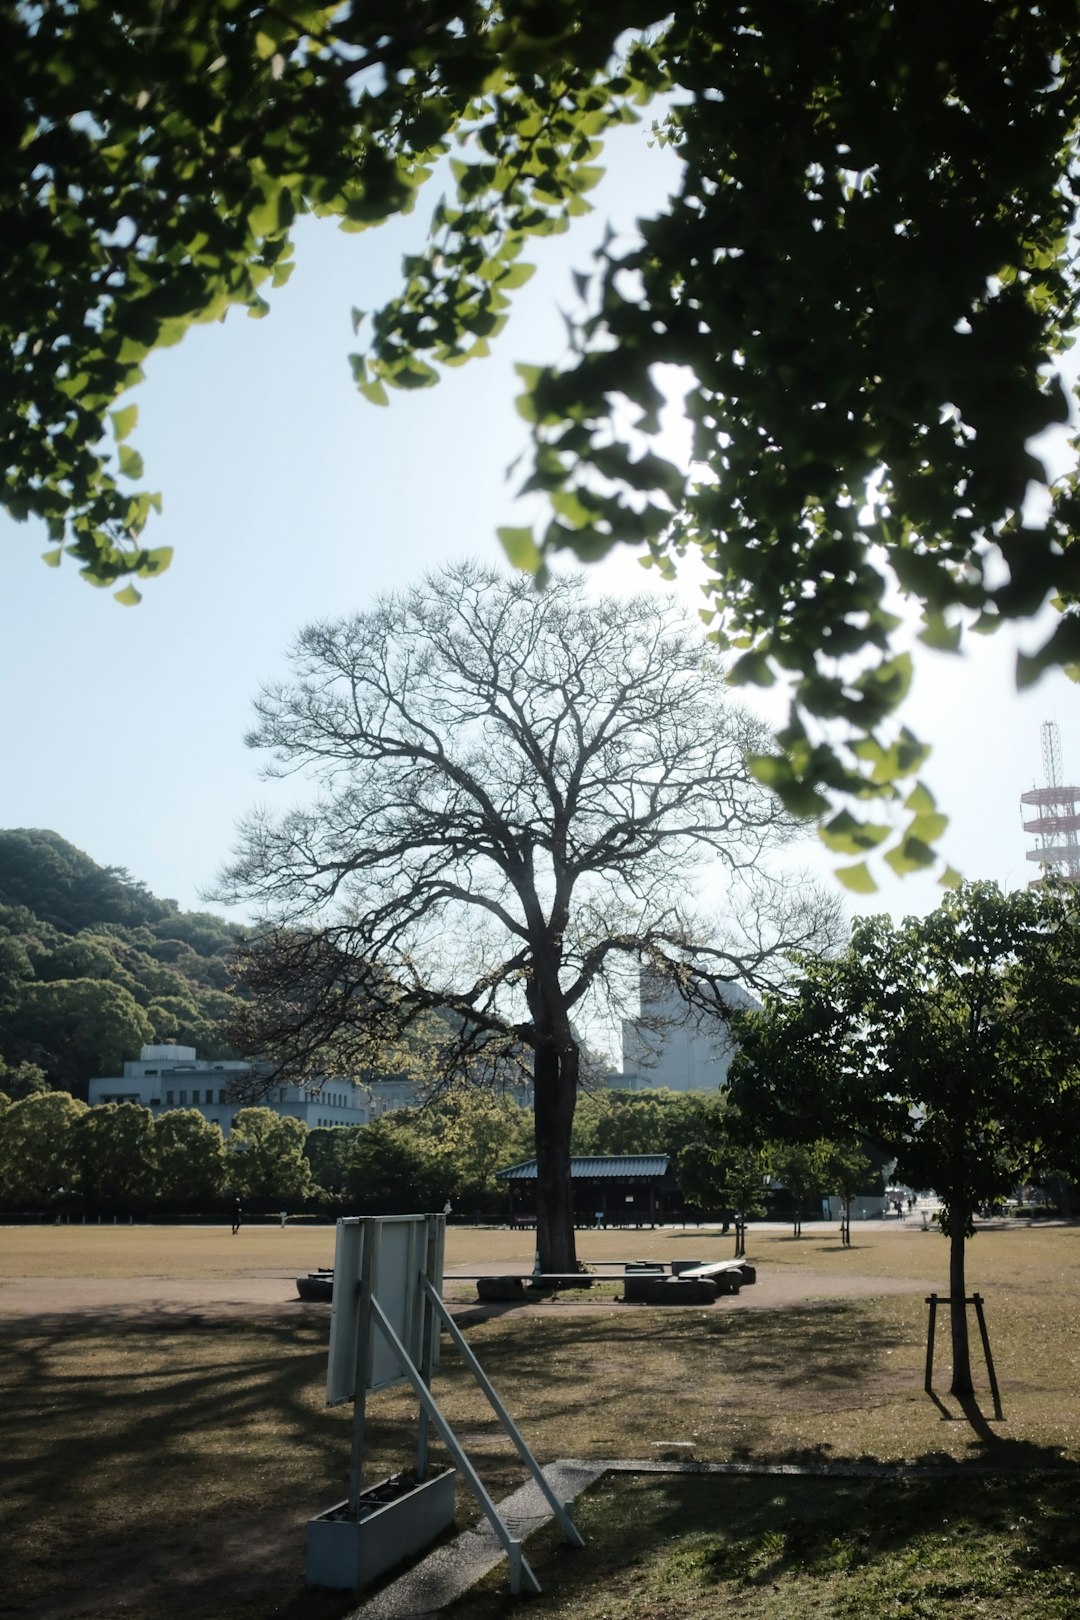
[5,7,1079,882]
[0,1058,50,1101]
[75,1101,158,1209]
[818,1141,875,1248]
[7,977,153,1096]
[219,564,836,1271]
[729,881,1080,1397]
[0,931,34,1016]
[154,1108,227,1207]
[676,1107,770,1258]
[0,1090,87,1206]
[227,1107,313,1203]
[771,1141,831,1238]
[342,1117,449,1215]
[402,1087,534,1206]
[304,1125,361,1199]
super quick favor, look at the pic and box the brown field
[2,1219,1079,1620]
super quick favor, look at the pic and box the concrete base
[476,1276,526,1302]
[624,1275,719,1304]
[306,1468,456,1590]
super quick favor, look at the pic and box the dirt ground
[0,1219,941,1328]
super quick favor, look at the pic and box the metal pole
[422,1278,586,1549]
[415,1214,440,1482]
[347,1222,381,1517]
[367,1294,542,1595]
[924,1294,937,1393]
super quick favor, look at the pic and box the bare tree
[216,562,840,1271]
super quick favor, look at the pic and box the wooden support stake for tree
[924,1293,939,1392]
[971,1293,1003,1420]
[924,1292,1003,1416]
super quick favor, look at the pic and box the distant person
[443,1199,452,1217]
[231,1197,242,1236]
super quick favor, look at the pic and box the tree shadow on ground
[0,1307,420,1620]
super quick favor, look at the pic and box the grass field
[2,1221,1079,1619]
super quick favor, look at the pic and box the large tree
[226,1106,314,1203]
[218,563,837,1270]
[5,4,1079,880]
[0,1090,87,1207]
[7,977,154,1096]
[729,881,1080,1397]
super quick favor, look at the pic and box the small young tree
[819,1142,874,1247]
[771,1141,828,1238]
[219,564,838,1272]
[674,1095,770,1254]
[730,881,1080,1397]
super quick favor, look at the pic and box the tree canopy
[219,562,837,1269]
[729,879,1080,1394]
[6,3,1079,879]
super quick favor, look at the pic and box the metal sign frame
[320,1211,583,1596]
[326,1214,444,1403]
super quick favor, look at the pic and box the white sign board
[325,1214,444,1405]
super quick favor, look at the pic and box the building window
[179,1090,187,1104]
[166,1091,174,1105]
[219,1090,227,1105]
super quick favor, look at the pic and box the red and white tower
[1021,720,1080,884]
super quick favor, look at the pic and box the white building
[616,969,759,1093]
[88,1044,373,1133]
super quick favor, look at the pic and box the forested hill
[0,830,246,1098]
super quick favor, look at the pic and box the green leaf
[113,584,142,606]
[818,811,891,854]
[494,262,536,290]
[728,650,775,688]
[883,836,937,876]
[110,405,138,442]
[903,782,937,815]
[117,445,144,481]
[42,547,63,568]
[497,526,542,572]
[835,862,878,894]
[917,613,963,653]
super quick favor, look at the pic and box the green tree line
[0,1080,878,1221]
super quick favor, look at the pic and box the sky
[2,121,1078,935]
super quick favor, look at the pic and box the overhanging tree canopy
[5,3,1079,879]
[217,562,838,1270]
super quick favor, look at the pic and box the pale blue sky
[1,125,1076,926]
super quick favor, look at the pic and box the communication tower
[1021,720,1080,883]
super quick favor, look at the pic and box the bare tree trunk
[533,1037,579,1274]
[948,1199,973,1399]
